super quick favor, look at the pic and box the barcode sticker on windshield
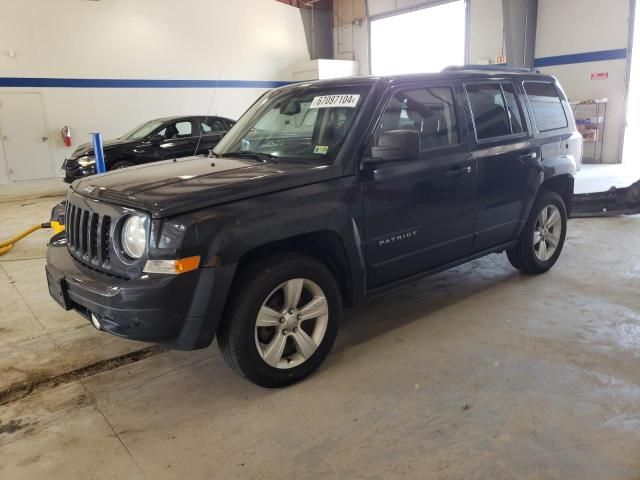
[310,94,360,109]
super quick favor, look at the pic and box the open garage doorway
[623,0,640,165]
[370,0,466,76]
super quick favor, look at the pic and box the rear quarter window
[523,82,568,132]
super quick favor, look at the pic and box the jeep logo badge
[83,186,96,194]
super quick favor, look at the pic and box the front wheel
[110,160,135,170]
[217,253,341,388]
[507,190,568,274]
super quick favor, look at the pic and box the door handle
[446,165,472,177]
[519,152,538,162]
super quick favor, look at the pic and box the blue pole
[91,132,106,174]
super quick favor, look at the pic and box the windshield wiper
[221,151,278,163]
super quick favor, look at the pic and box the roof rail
[443,65,541,74]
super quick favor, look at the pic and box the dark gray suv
[47,66,582,387]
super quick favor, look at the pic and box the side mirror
[366,130,420,166]
[149,134,164,145]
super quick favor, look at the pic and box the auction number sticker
[310,94,360,109]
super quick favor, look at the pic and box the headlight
[121,215,147,259]
[77,155,96,167]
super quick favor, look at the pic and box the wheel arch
[539,174,574,215]
[232,230,357,308]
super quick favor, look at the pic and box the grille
[66,201,112,267]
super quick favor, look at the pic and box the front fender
[217,202,364,278]
[179,176,365,279]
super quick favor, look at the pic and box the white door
[0,93,52,181]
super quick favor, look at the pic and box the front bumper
[45,234,236,350]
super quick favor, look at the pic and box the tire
[217,253,342,388]
[110,161,134,170]
[507,190,567,274]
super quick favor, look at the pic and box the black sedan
[63,115,234,182]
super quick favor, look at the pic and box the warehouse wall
[467,0,504,64]
[332,0,633,163]
[333,0,369,71]
[0,0,309,183]
[535,0,631,164]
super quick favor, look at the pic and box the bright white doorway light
[623,1,640,164]
[371,0,466,76]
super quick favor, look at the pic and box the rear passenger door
[465,81,540,252]
[362,82,475,288]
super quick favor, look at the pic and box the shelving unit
[571,99,607,164]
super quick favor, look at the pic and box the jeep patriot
[46,67,581,387]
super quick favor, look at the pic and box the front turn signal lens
[143,256,201,275]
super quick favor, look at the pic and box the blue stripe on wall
[0,77,291,88]
[534,48,628,68]
[0,48,629,88]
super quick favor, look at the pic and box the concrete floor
[1,168,639,479]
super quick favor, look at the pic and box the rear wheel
[507,190,567,274]
[217,253,341,388]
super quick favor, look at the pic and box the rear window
[524,82,568,132]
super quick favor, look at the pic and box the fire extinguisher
[61,126,72,147]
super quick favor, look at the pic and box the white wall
[536,0,631,164]
[0,0,309,183]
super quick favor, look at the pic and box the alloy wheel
[533,204,562,262]
[254,278,329,369]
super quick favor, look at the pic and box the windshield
[120,119,166,140]
[214,85,371,163]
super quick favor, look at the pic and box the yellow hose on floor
[0,221,65,256]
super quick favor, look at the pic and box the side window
[175,121,193,137]
[375,86,459,151]
[201,118,226,135]
[158,121,192,140]
[466,83,512,140]
[524,82,568,132]
[502,84,525,134]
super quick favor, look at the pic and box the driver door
[361,82,476,289]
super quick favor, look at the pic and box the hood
[72,156,337,218]
[70,138,133,158]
